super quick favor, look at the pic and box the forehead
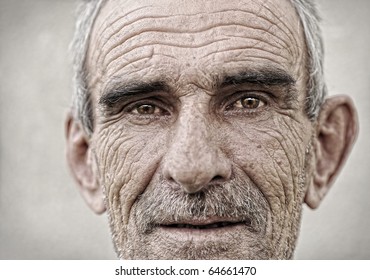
[87,0,305,90]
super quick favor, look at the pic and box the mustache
[133,178,269,234]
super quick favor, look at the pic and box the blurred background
[0,0,369,259]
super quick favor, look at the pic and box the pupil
[242,98,259,108]
[138,105,154,114]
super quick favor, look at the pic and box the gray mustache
[133,179,269,234]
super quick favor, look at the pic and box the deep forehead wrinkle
[96,8,295,50]
[95,0,299,41]
[92,2,302,66]
[95,19,292,69]
[103,38,290,73]
[97,23,294,73]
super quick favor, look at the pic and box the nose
[162,105,231,194]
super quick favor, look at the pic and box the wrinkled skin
[66,0,358,259]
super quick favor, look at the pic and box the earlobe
[305,95,359,209]
[65,111,106,214]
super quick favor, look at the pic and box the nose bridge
[163,97,231,193]
[177,101,210,159]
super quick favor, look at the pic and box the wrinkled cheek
[93,127,165,246]
[229,125,307,256]
[236,140,303,204]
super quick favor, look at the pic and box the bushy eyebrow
[220,68,295,88]
[99,80,168,108]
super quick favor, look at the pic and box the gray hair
[70,0,327,135]
[70,0,105,134]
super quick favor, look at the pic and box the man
[65,0,358,259]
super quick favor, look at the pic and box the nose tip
[183,175,228,193]
[167,171,220,193]
[163,155,232,194]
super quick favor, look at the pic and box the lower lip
[156,223,250,242]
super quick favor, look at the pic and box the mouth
[154,218,254,242]
[158,217,253,232]
[162,221,248,230]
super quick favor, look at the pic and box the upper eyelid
[237,93,268,103]
[234,90,271,98]
[222,90,270,106]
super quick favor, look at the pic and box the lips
[160,218,252,231]
[154,218,254,243]
[164,221,240,229]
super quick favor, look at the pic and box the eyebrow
[99,80,169,108]
[220,68,296,88]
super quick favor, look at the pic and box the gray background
[0,0,369,259]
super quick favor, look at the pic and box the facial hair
[114,176,272,259]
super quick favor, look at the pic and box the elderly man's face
[89,0,309,259]
[66,0,357,259]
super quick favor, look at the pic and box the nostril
[212,175,224,181]
[166,175,178,188]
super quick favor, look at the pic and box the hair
[70,0,327,135]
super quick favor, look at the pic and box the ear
[305,95,359,209]
[65,111,106,214]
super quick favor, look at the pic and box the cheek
[94,123,166,224]
[226,116,310,220]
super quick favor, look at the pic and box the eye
[230,96,265,110]
[130,103,164,115]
